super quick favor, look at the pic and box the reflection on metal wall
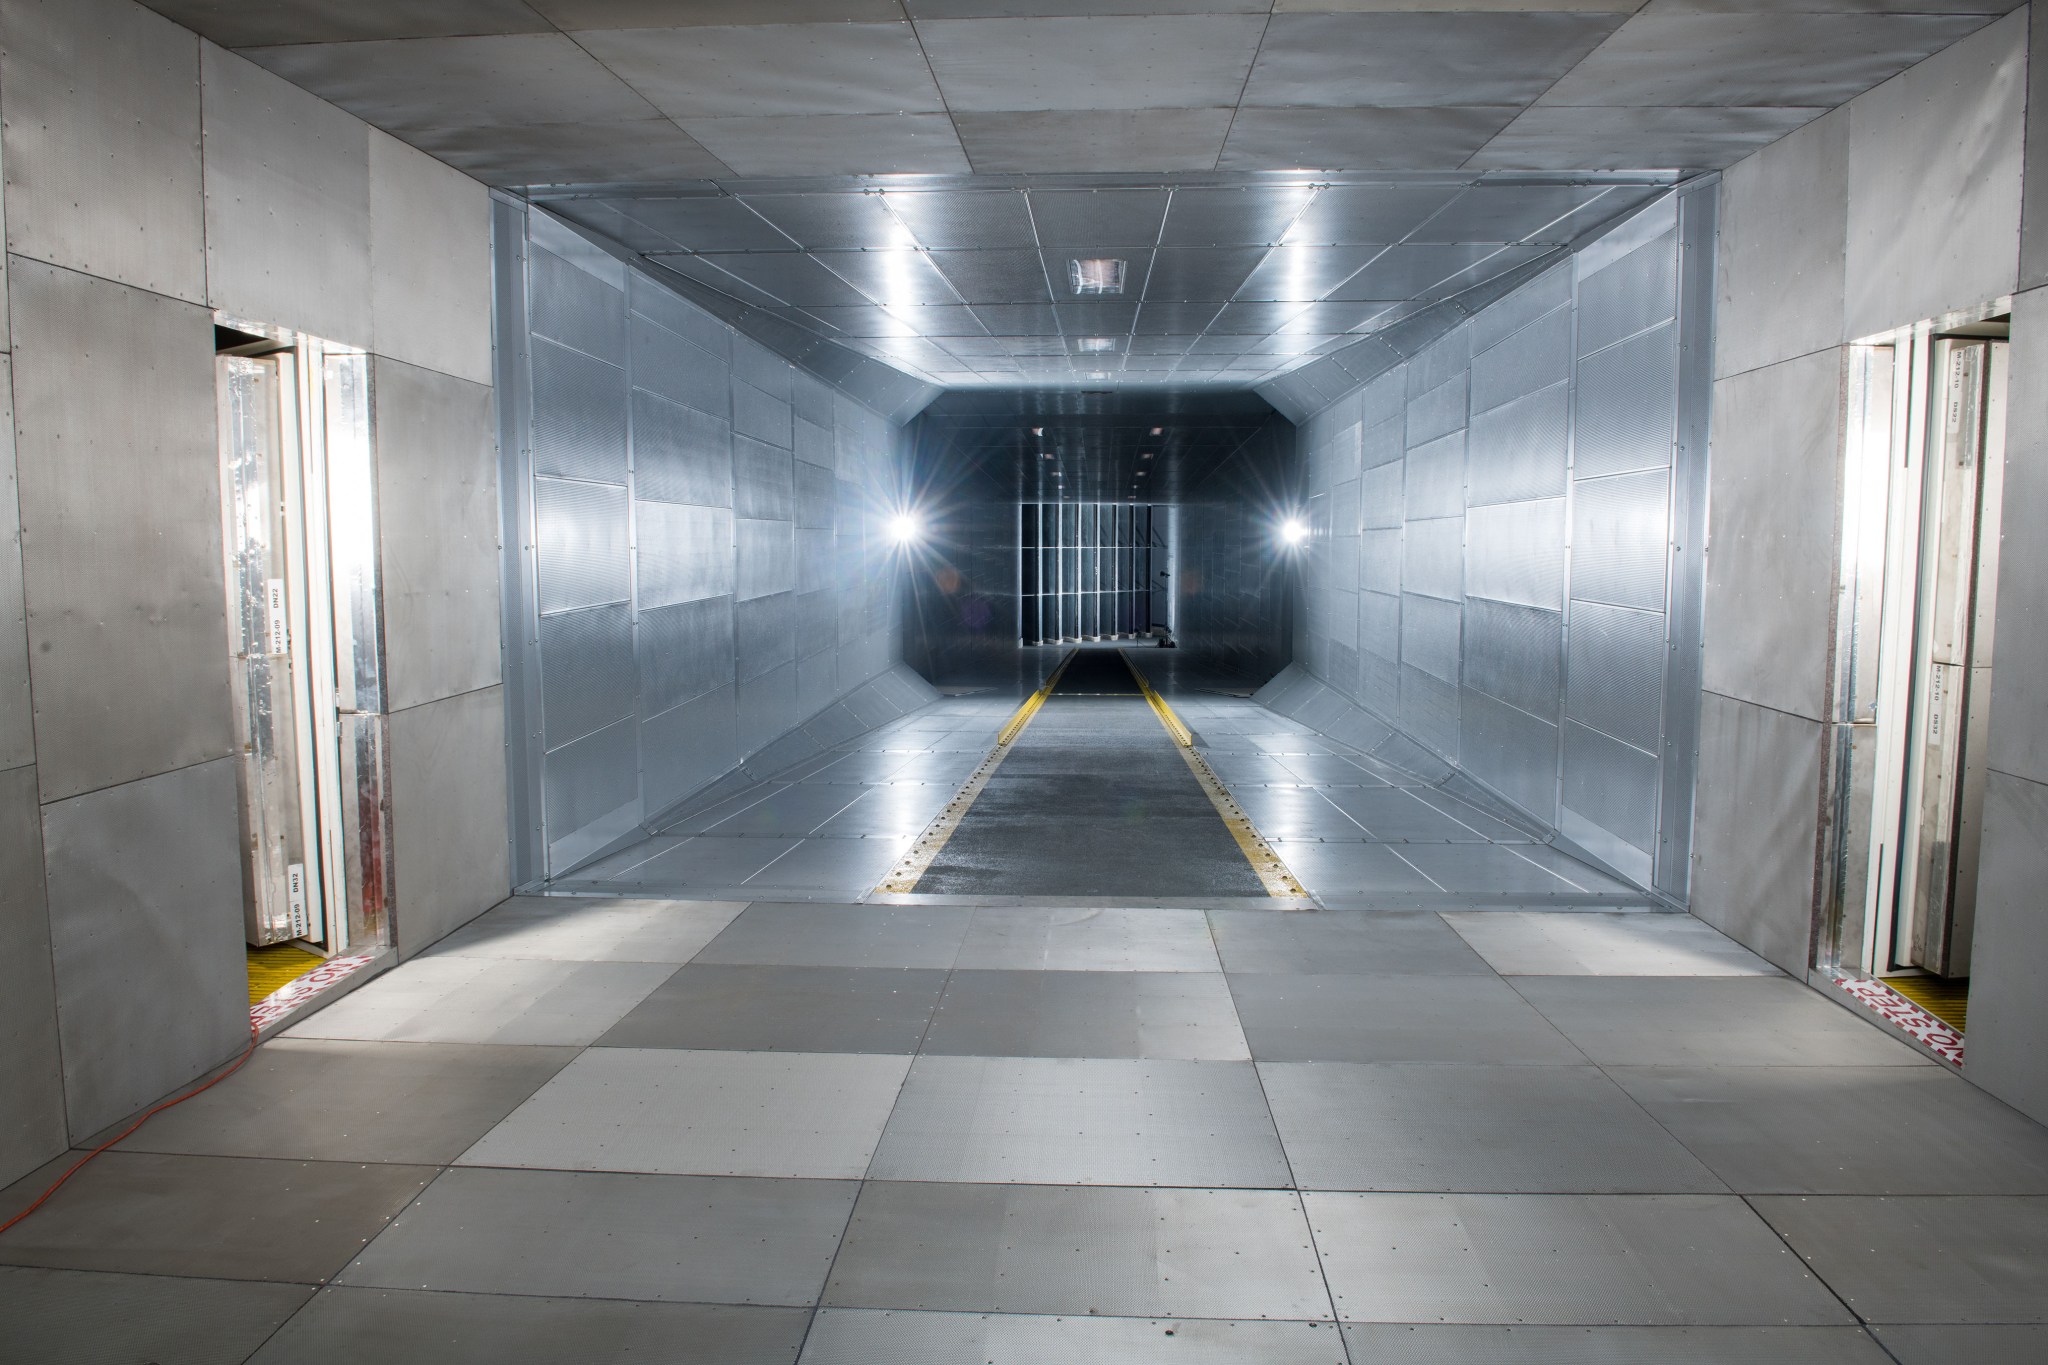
[1179,416,1298,684]
[1290,187,1714,899]
[497,204,910,881]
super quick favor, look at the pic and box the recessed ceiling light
[1150,427,1163,435]
[1076,337,1116,353]
[1140,452,1153,459]
[1069,259,1126,295]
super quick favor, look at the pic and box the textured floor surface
[5,894,2048,1362]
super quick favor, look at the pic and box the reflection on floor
[560,672,1642,908]
[8,897,2048,1361]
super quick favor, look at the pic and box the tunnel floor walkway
[9,895,2048,1360]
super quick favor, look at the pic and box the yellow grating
[1883,975,1969,1032]
[247,943,325,1006]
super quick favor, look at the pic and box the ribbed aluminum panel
[538,604,635,752]
[1566,600,1667,753]
[738,659,800,756]
[535,476,630,615]
[1404,431,1465,521]
[630,315,728,419]
[633,389,731,508]
[1574,322,1679,480]
[737,517,797,601]
[1360,367,1407,428]
[1401,592,1461,684]
[1360,589,1401,662]
[796,461,835,530]
[1571,469,1670,612]
[1406,374,1468,448]
[1460,686,1561,822]
[532,338,628,484]
[530,247,626,363]
[734,434,795,521]
[1361,462,1404,528]
[641,684,738,815]
[1330,422,1364,485]
[733,338,791,401]
[1576,229,1677,355]
[1362,529,1401,595]
[1400,663,1461,762]
[637,500,735,608]
[1330,535,1361,594]
[1469,305,1570,415]
[1326,585,1360,649]
[794,416,835,469]
[1402,516,1464,603]
[1467,383,1569,508]
[1332,479,1361,539]
[1562,718,1659,853]
[796,527,833,593]
[1406,325,1470,399]
[791,371,835,428]
[543,713,639,842]
[630,270,728,358]
[1464,597,1563,721]
[638,595,734,716]
[1469,261,1573,354]
[735,591,796,681]
[733,381,793,449]
[1466,498,1565,609]
[794,588,837,647]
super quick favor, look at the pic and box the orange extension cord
[0,1019,260,1237]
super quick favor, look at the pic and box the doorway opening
[1823,307,2009,1038]
[215,319,393,1007]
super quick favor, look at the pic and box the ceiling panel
[970,303,1064,334]
[954,109,1233,173]
[1411,184,1616,245]
[1234,246,1382,301]
[147,0,551,47]
[1219,106,1521,171]
[417,119,734,186]
[646,253,790,309]
[1210,300,1315,333]
[1280,300,1403,334]
[536,0,901,25]
[575,22,945,118]
[816,251,962,306]
[1283,184,1465,245]
[1027,189,1172,247]
[790,305,917,338]
[1054,301,1144,334]
[929,249,1056,304]
[1330,244,1505,300]
[1471,105,1831,170]
[621,198,798,252]
[1133,301,1225,335]
[693,251,876,307]
[884,190,1037,249]
[918,15,1265,112]
[1158,186,1315,246]
[243,33,660,133]
[1538,11,1993,108]
[1141,246,1267,302]
[685,113,970,177]
[738,193,920,250]
[1241,12,1629,109]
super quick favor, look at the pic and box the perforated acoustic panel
[1283,187,1713,901]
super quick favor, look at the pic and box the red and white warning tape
[250,951,377,1031]
[1836,976,1965,1066]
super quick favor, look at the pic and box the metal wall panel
[1401,592,1461,685]
[1400,663,1461,761]
[640,684,738,814]
[1566,601,1666,753]
[738,659,800,756]
[0,765,62,1184]
[368,133,495,388]
[1469,261,1573,354]
[734,435,796,521]
[1570,469,1671,612]
[795,416,836,469]
[0,368,31,771]
[1361,415,1404,469]
[535,477,630,615]
[1562,719,1660,853]
[633,390,732,508]
[1575,323,1679,481]
[1466,384,1569,507]
[1577,229,1677,354]
[538,604,636,752]
[532,339,629,484]
[541,715,640,860]
[1406,374,1468,447]
[1360,589,1400,661]
[736,517,797,601]
[630,316,729,417]
[1402,517,1463,602]
[733,338,793,401]
[1403,432,1465,521]
[637,501,735,608]
[531,247,627,363]
[1361,462,1403,527]
[1460,685,1561,821]
[1464,597,1563,720]
[639,596,734,716]
[1406,324,1470,399]
[1465,499,1565,609]
[1469,304,1570,414]
[732,381,793,448]
[385,683,511,954]
[736,591,797,681]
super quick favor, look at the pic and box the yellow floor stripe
[247,942,325,1006]
[1122,654,1310,902]
[1883,974,1969,1032]
[873,650,1077,895]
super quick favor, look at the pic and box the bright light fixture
[1076,337,1116,353]
[1069,258,1126,295]
[889,512,921,545]
[1280,517,1310,547]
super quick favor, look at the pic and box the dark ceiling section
[540,175,1673,391]
[914,390,1280,509]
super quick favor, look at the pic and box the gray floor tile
[823,1182,1333,1320]
[1393,844,1582,892]
[248,1286,810,1364]
[567,835,687,878]
[1510,977,1927,1067]
[1230,974,1585,1064]
[1227,787,1365,841]
[803,754,916,783]
[1869,1324,2048,1363]
[695,904,973,968]
[1319,788,1500,842]
[955,907,1222,972]
[426,896,747,963]
[1264,842,1439,895]
[1612,1066,2048,1194]
[1275,754,1388,786]
[802,1308,1350,1363]
[1753,1195,2048,1323]
[1514,843,1643,894]
[613,836,806,887]
[1409,789,1543,842]
[922,970,1250,1060]
[1444,912,1777,976]
[340,1167,857,1306]
[1340,1324,1892,1362]
[744,836,912,892]
[0,1265,312,1365]
[811,786,951,837]
[666,786,788,835]
[459,1048,910,1179]
[0,1152,433,1284]
[1262,1062,1724,1193]
[1207,910,1494,976]
[598,964,948,1053]
[1306,1192,1853,1324]
[869,1056,1290,1187]
[105,1038,575,1164]
[707,784,863,836]
[284,957,677,1046]
[1204,754,1309,786]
